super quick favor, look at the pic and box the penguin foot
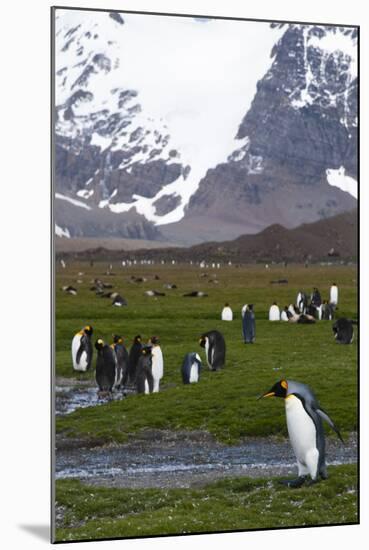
[279,476,307,488]
[97,390,111,399]
[306,478,320,487]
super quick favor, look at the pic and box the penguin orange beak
[257,391,275,400]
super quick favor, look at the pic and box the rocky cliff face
[54,10,189,239]
[54,12,357,244]
[166,24,357,243]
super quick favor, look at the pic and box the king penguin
[71,325,93,372]
[259,379,343,487]
[95,338,117,395]
[149,336,164,392]
[332,318,357,344]
[111,335,129,389]
[242,304,256,343]
[199,330,226,370]
[136,346,154,394]
[127,335,143,385]
[181,352,202,384]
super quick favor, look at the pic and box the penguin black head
[113,334,123,344]
[84,325,93,336]
[150,336,159,345]
[259,379,288,400]
[95,338,104,351]
[133,335,142,344]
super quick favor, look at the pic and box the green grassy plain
[54,261,358,540]
[55,465,357,542]
[55,262,357,443]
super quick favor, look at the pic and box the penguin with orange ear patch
[71,325,93,372]
[259,379,343,487]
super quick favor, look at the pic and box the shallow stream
[55,431,357,489]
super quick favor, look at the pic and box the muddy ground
[55,429,357,490]
[54,377,357,489]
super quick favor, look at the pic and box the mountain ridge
[54,11,358,245]
[57,209,358,263]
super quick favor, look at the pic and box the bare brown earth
[55,236,179,253]
[56,209,357,263]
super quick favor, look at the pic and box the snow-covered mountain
[54,10,358,243]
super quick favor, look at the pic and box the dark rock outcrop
[172,24,357,244]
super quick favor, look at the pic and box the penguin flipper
[75,336,85,365]
[85,338,93,370]
[316,407,344,443]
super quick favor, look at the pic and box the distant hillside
[57,209,357,263]
[55,236,179,254]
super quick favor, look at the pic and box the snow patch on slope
[77,189,94,199]
[326,167,357,199]
[56,192,92,210]
[55,10,284,225]
[291,26,357,111]
[309,32,357,79]
[55,224,71,238]
[113,15,284,223]
[90,133,112,151]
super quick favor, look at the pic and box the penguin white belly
[78,351,88,371]
[330,288,338,304]
[152,348,164,379]
[114,369,121,388]
[317,305,322,320]
[269,306,280,321]
[114,356,122,387]
[221,308,233,321]
[189,362,199,383]
[151,348,163,392]
[205,338,212,369]
[144,379,149,394]
[72,334,88,372]
[285,395,319,478]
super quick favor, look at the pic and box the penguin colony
[265,284,357,340]
[72,330,169,397]
[66,262,356,488]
